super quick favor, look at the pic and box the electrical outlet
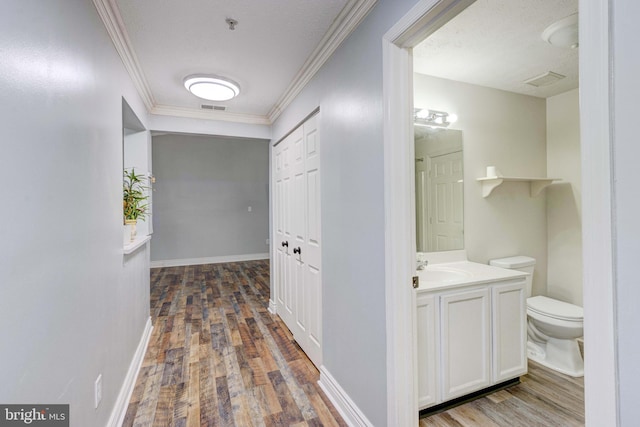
[266,238,270,245]
[94,374,102,409]
[247,206,252,212]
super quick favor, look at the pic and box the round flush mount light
[542,13,579,49]
[183,75,240,101]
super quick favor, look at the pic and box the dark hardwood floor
[124,260,584,427]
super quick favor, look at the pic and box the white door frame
[383,0,617,426]
[579,0,617,424]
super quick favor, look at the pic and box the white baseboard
[107,317,153,427]
[268,299,277,315]
[318,366,373,427]
[150,253,269,268]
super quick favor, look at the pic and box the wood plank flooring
[123,260,346,427]
[420,361,584,426]
[124,259,584,427]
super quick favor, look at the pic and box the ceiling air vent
[200,104,226,111]
[524,71,566,87]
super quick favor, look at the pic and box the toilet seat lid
[527,296,583,321]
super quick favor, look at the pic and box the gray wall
[271,0,421,424]
[151,134,270,262]
[0,0,151,425]
[613,0,640,423]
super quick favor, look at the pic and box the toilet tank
[489,256,536,297]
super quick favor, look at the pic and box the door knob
[293,247,301,255]
[282,241,288,247]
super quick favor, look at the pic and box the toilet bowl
[489,256,584,378]
[526,295,584,377]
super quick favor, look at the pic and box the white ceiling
[113,0,352,121]
[414,0,579,98]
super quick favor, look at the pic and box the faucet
[417,259,429,270]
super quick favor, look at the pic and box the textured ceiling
[116,0,348,116]
[414,0,579,98]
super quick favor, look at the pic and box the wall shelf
[124,235,151,255]
[477,176,561,198]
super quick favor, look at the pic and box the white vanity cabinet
[441,287,491,401]
[417,277,527,410]
[492,282,528,382]
[416,294,438,408]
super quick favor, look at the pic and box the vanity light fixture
[414,108,457,128]
[183,75,240,101]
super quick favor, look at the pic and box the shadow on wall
[546,182,583,305]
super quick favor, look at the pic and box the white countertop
[415,260,527,293]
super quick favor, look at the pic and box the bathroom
[412,0,583,418]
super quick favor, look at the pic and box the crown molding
[92,0,155,110]
[150,105,271,126]
[94,0,377,126]
[267,0,378,123]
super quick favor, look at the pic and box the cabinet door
[417,294,438,409]
[441,288,491,401]
[492,281,527,382]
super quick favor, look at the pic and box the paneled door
[274,128,297,330]
[273,113,322,368]
[428,150,463,251]
[441,287,491,401]
[492,281,527,382]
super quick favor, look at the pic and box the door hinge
[412,276,419,289]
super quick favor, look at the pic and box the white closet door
[291,127,307,342]
[272,113,322,368]
[275,129,299,329]
[301,114,322,366]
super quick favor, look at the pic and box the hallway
[123,260,345,426]
[123,260,584,426]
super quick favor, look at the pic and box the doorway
[383,0,613,425]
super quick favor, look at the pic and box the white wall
[414,74,549,295]
[124,130,152,237]
[0,1,151,425]
[149,114,271,140]
[151,134,270,263]
[546,89,582,306]
[271,0,422,424]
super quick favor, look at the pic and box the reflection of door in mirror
[415,128,463,252]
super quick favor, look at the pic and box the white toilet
[489,256,584,377]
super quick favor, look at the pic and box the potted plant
[123,168,149,242]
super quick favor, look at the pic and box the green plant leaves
[123,168,149,221]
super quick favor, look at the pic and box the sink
[418,266,473,285]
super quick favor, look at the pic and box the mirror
[415,127,464,252]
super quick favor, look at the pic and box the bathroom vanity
[415,256,528,411]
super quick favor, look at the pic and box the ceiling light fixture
[542,13,579,49]
[183,75,240,101]
[414,109,457,128]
